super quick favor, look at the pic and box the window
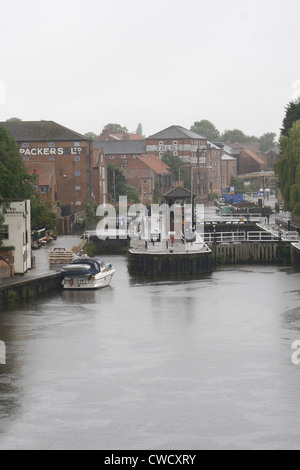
[23,143,29,149]
[102,167,105,178]
[121,155,127,159]
[75,186,81,191]
[0,225,9,240]
[121,165,126,169]
[74,142,80,147]
[23,156,29,161]
[173,141,178,146]
[159,141,164,145]
[48,142,55,148]
[40,186,49,194]
[75,170,81,177]
[133,155,138,159]
[102,182,106,194]
[75,201,82,206]
[109,155,115,160]
[173,151,178,156]
[74,155,81,162]
[49,156,55,161]
[159,152,164,157]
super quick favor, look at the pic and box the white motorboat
[61,257,115,290]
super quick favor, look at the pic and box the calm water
[1,256,300,450]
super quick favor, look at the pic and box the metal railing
[201,231,279,244]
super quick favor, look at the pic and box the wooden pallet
[49,248,74,265]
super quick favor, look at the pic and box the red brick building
[123,155,172,204]
[92,147,108,205]
[24,161,57,208]
[0,121,94,214]
[146,125,207,163]
[93,139,146,171]
[228,143,267,174]
[261,147,280,170]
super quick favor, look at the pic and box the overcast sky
[0,0,300,139]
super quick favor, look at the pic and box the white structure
[1,200,31,274]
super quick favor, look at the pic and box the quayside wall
[0,273,62,306]
[212,242,291,265]
[128,251,213,276]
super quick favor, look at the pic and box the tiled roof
[93,139,146,154]
[242,149,266,165]
[147,125,205,140]
[163,186,195,198]
[24,161,55,186]
[0,121,87,142]
[95,133,144,141]
[138,155,170,175]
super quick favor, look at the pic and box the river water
[1,254,300,450]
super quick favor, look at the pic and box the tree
[281,101,300,137]
[276,120,300,214]
[190,120,220,141]
[84,132,97,140]
[102,123,128,134]
[6,117,22,122]
[221,129,249,144]
[30,196,58,231]
[162,152,189,188]
[259,132,277,153]
[136,123,143,137]
[107,164,140,203]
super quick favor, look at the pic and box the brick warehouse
[0,121,94,214]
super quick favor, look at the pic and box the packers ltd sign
[19,147,86,156]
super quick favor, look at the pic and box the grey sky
[0,0,299,139]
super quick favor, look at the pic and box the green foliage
[230,177,245,193]
[85,203,100,229]
[221,129,250,144]
[162,152,189,187]
[276,120,300,214]
[259,132,277,152]
[30,195,58,231]
[136,123,143,137]
[84,241,96,257]
[281,101,300,137]
[102,123,128,134]
[107,164,140,203]
[190,120,220,141]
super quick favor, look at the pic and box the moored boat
[61,257,115,290]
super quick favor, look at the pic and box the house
[146,125,207,163]
[228,143,267,174]
[0,200,31,274]
[262,147,280,170]
[123,155,172,204]
[24,161,57,208]
[95,130,144,141]
[0,120,93,214]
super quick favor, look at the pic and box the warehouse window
[23,143,29,149]
[75,170,81,177]
[74,155,81,162]
[109,155,115,159]
[0,225,9,240]
[74,142,80,147]
[121,155,126,159]
[48,142,55,148]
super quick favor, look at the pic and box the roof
[24,161,55,186]
[163,186,195,199]
[138,155,171,175]
[95,133,144,142]
[93,139,146,154]
[147,125,205,141]
[0,121,88,142]
[221,154,237,161]
[242,148,266,165]
[263,147,280,155]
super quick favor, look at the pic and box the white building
[1,200,31,274]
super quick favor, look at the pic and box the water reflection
[1,259,300,449]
